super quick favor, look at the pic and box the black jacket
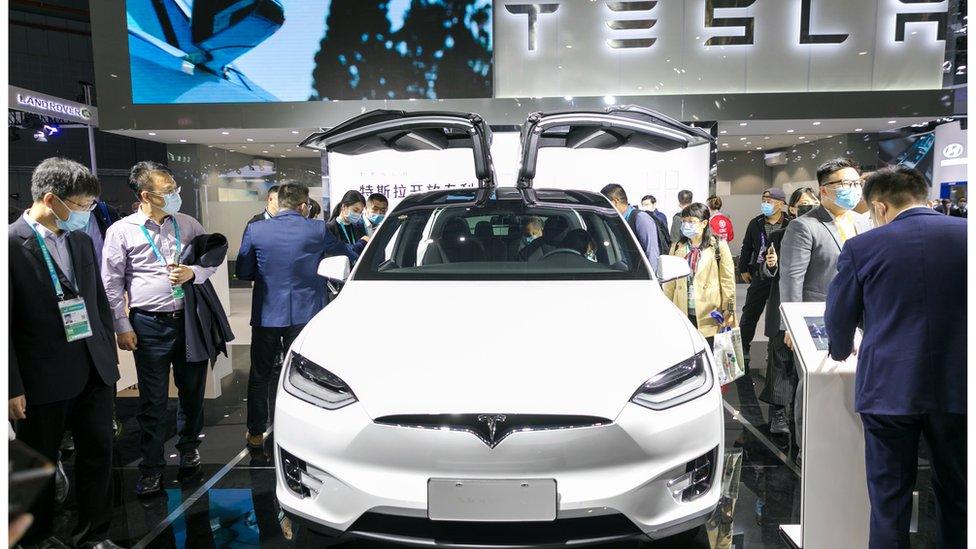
[737,213,789,276]
[8,217,119,403]
[247,210,271,226]
[327,219,367,246]
[760,224,790,337]
[92,201,120,237]
[180,233,235,363]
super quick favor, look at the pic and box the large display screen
[126,0,493,104]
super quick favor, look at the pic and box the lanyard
[338,222,353,244]
[140,217,181,265]
[29,226,69,300]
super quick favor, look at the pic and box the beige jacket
[663,237,737,337]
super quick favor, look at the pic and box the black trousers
[248,324,305,436]
[860,413,967,549]
[131,310,209,474]
[17,362,114,545]
[758,331,797,407]
[739,276,772,361]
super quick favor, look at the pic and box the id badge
[58,297,93,342]
[171,284,186,300]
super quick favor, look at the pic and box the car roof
[392,186,614,212]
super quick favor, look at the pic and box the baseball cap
[764,188,787,202]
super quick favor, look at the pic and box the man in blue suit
[824,166,966,549]
[236,184,365,449]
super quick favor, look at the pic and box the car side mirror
[318,256,351,282]
[657,255,692,283]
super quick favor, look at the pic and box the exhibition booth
[6,0,967,547]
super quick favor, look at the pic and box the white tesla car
[274,107,723,546]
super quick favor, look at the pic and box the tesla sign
[495,0,952,98]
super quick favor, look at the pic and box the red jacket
[710,212,734,242]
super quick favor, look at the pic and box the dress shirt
[23,212,75,289]
[101,209,217,334]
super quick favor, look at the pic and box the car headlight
[630,351,712,410]
[283,352,357,410]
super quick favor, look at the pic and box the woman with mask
[327,190,367,246]
[662,203,737,345]
[757,187,819,437]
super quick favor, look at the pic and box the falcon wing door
[516,105,713,188]
[301,110,496,188]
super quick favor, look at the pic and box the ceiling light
[739,122,748,126]
[565,44,573,49]
[855,128,863,132]
[286,149,292,152]
[246,138,254,142]
[603,95,616,105]
[799,136,807,139]
[812,121,821,126]
[719,130,727,134]
[280,155,286,158]
[564,95,573,101]
[148,132,156,136]
[858,51,868,56]
[262,150,269,154]
[290,130,300,134]
[887,120,897,124]
[722,143,729,147]
[764,136,770,139]
[756,146,762,150]
[229,149,236,152]
[786,129,794,133]
[179,139,187,143]
[221,131,230,135]
[740,137,747,141]
[270,144,275,147]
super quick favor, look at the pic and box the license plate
[428,478,557,521]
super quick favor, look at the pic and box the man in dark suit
[9,158,121,548]
[235,184,365,449]
[824,166,966,549]
[247,184,279,225]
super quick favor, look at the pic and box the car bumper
[274,390,723,543]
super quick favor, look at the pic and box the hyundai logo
[943,143,964,159]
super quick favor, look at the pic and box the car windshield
[354,198,652,281]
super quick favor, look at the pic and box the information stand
[778,302,869,548]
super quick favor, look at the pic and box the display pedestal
[777,302,869,549]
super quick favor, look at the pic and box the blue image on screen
[126,0,493,104]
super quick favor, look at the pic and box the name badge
[58,297,93,342]
[171,284,186,300]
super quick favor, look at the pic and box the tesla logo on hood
[477,414,507,444]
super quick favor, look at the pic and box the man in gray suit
[778,158,872,449]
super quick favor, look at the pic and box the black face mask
[795,205,817,217]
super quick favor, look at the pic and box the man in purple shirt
[101,161,217,496]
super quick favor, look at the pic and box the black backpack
[628,209,672,255]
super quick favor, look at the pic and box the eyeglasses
[60,196,98,211]
[146,187,182,197]
[823,179,862,190]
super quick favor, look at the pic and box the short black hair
[367,193,389,205]
[678,190,693,205]
[268,185,280,196]
[277,183,310,211]
[816,158,858,186]
[641,195,657,204]
[128,161,173,196]
[788,187,817,208]
[31,157,100,201]
[706,196,722,211]
[677,202,715,249]
[862,166,930,208]
[562,229,593,255]
[600,183,628,204]
[308,197,322,219]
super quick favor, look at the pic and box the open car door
[301,110,496,188]
[516,105,713,189]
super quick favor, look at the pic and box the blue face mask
[523,235,536,245]
[760,202,775,217]
[161,192,182,216]
[833,187,862,210]
[681,222,700,239]
[54,196,91,232]
[346,211,363,224]
[367,213,384,225]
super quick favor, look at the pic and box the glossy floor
[50,311,939,548]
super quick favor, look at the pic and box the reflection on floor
[47,288,937,548]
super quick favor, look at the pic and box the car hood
[292,280,703,420]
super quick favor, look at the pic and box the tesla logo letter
[704,0,756,46]
[477,414,506,445]
[505,3,560,51]
[895,0,948,41]
[605,1,659,49]
[800,0,848,44]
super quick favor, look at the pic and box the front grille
[374,414,612,448]
[347,512,643,547]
